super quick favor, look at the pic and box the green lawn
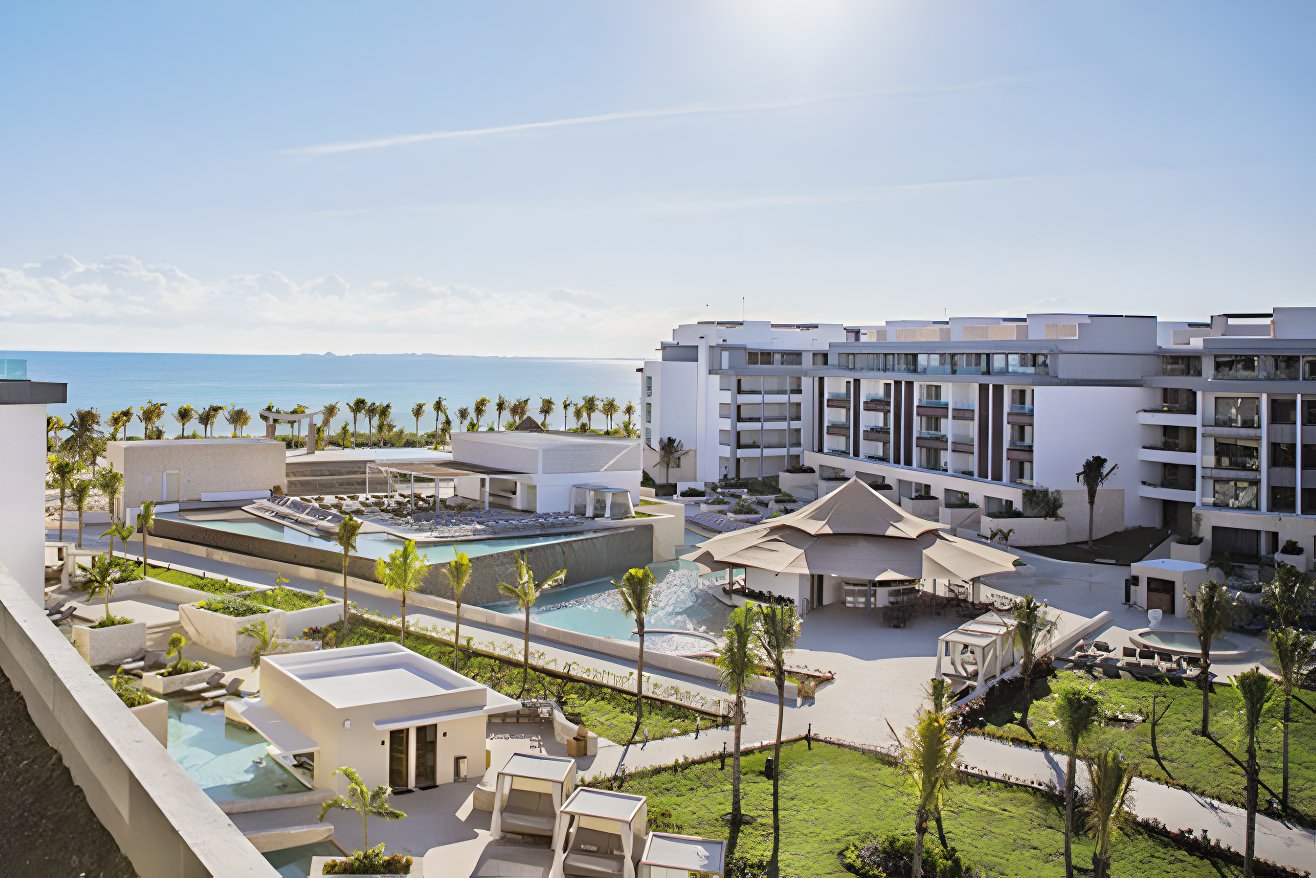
[250,585,334,611]
[326,618,708,744]
[613,741,1245,878]
[973,670,1316,820]
[107,557,253,595]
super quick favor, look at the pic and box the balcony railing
[1213,368,1261,380]
[0,358,26,380]
[918,399,949,408]
[1209,455,1260,471]
[1141,479,1195,492]
[1142,403,1197,415]
[1203,497,1259,510]
[1008,440,1034,449]
[1142,442,1197,453]
[1207,415,1261,429]
[1008,404,1035,414]
[917,430,948,440]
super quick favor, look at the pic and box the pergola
[364,460,517,511]
[490,753,577,841]
[570,484,635,519]
[639,832,726,878]
[934,611,1018,688]
[259,408,323,454]
[551,787,648,878]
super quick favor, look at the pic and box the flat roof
[560,787,646,823]
[456,430,635,449]
[498,753,576,783]
[370,460,517,478]
[231,700,320,756]
[1135,558,1207,572]
[641,833,726,873]
[264,642,488,710]
[302,667,452,709]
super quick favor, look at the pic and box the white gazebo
[259,408,323,454]
[934,611,1018,688]
[490,753,577,841]
[551,787,648,878]
[570,484,636,519]
[640,832,726,878]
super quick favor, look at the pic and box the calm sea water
[15,350,641,426]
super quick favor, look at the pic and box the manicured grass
[108,557,252,595]
[250,585,333,611]
[325,618,708,745]
[974,670,1316,820]
[614,741,1245,878]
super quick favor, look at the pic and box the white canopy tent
[551,787,648,878]
[640,832,726,878]
[934,611,1018,688]
[490,753,577,841]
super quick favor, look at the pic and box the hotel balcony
[862,397,891,412]
[826,394,851,409]
[1201,456,1261,481]
[1006,405,1034,426]
[1006,441,1034,461]
[951,403,975,421]
[915,400,949,417]
[862,426,890,442]
[1139,444,1197,466]
[916,430,948,449]
[1202,416,1262,438]
[1138,479,1197,503]
[950,436,975,454]
[1138,407,1198,428]
[826,423,850,437]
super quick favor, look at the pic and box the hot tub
[1130,628,1251,658]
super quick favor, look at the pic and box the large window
[1161,355,1202,377]
[1213,440,1259,470]
[1212,396,1260,428]
[918,353,952,375]
[1271,442,1297,468]
[991,352,1050,375]
[1271,397,1297,425]
[1212,355,1259,380]
[747,350,802,366]
[1211,480,1258,509]
[951,353,987,374]
[1268,355,1300,380]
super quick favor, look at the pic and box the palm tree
[1261,563,1315,629]
[172,403,195,438]
[1268,628,1316,813]
[239,618,279,670]
[580,395,599,430]
[96,467,123,519]
[473,397,490,430]
[1010,595,1056,720]
[101,518,133,562]
[109,407,134,442]
[226,406,251,437]
[62,408,103,468]
[46,414,66,450]
[456,406,471,433]
[138,400,166,439]
[79,555,123,623]
[347,397,368,446]
[494,395,508,430]
[1074,455,1118,549]
[70,478,93,547]
[754,602,800,877]
[443,550,473,669]
[440,416,452,448]
[411,402,426,443]
[137,501,156,577]
[1055,685,1101,878]
[335,515,363,627]
[432,397,446,447]
[1187,579,1234,736]
[197,404,223,438]
[364,402,379,447]
[165,632,189,673]
[497,553,565,697]
[716,605,762,836]
[601,397,619,431]
[50,455,77,541]
[623,401,636,430]
[318,766,407,848]
[376,539,427,645]
[560,397,573,431]
[1232,667,1276,878]
[320,401,339,447]
[538,397,555,428]
[891,707,964,878]
[656,437,685,484]
[376,403,394,447]
[613,567,655,738]
[1086,750,1134,878]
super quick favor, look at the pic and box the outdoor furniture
[491,753,577,840]
[182,671,225,696]
[564,828,628,878]
[639,832,725,878]
[552,787,647,878]
[127,651,166,676]
[46,599,70,617]
[1093,640,1114,654]
[112,649,148,671]
[196,677,244,703]
[48,606,77,624]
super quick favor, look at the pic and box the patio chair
[498,790,557,838]
[1093,640,1114,654]
[562,828,628,878]
[48,606,77,624]
[45,598,70,617]
[198,677,244,706]
[182,671,225,697]
[126,651,165,676]
[109,649,148,671]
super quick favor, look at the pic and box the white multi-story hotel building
[644,309,1316,564]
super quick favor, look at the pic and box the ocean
[16,350,642,429]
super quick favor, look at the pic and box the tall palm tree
[1075,454,1118,549]
[138,400,166,439]
[473,397,490,430]
[891,707,964,878]
[137,501,156,577]
[197,404,223,438]
[560,397,573,431]
[78,555,123,623]
[1010,595,1056,720]
[1055,685,1102,878]
[363,402,379,446]
[50,455,77,541]
[622,401,636,424]
[335,515,363,626]
[494,395,508,430]
[173,403,195,439]
[377,539,427,644]
[717,606,761,838]
[601,397,619,431]
[613,567,655,738]
[376,403,393,447]
[62,408,103,469]
[411,402,426,444]
[580,395,599,430]
[109,407,134,442]
[1187,579,1234,736]
[538,397,555,428]
[96,467,123,519]
[657,437,685,484]
[347,397,368,447]
[1086,750,1134,878]
[46,414,66,451]
[1268,627,1316,813]
[1261,563,1315,629]
[70,478,93,547]
[432,397,446,447]
[320,401,339,449]
[456,406,471,433]
[101,518,133,563]
[443,550,472,669]
[440,415,452,448]
[226,406,251,437]
[755,602,800,878]
[1233,667,1276,878]
[318,766,407,848]
[497,553,565,697]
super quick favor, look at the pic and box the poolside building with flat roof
[106,437,286,519]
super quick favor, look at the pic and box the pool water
[1136,629,1242,654]
[483,560,732,652]
[264,841,342,878]
[168,701,308,801]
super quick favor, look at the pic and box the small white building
[230,642,519,792]
[1129,558,1210,619]
[0,361,65,603]
[106,438,286,517]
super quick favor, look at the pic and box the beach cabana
[640,832,726,878]
[551,787,648,878]
[934,611,1018,687]
[490,753,577,841]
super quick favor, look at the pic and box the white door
[161,470,181,502]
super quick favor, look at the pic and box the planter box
[278,601,343,639]
[1170,540,1211,565]
[777,471,819,501]
[73,620,146,667]
[310,855,420,877]
[900,497,940,520]
[131,697,169,746]
[726,512,764,522]
[1275,550,1308,572]
[699,502,731,514]
[142,662,217,695]
[938,506,980,530]
[181,602,281,658]
[979,514,1067,547]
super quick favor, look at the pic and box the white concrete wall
[107,439,286,511]
[0,404,48,604]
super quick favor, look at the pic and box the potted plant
[72,555,146,667]
[142,633,215,695]
[108,670,167,745]
[312,767,411,876]
[727,498,764,521]
[900,492,940,519]
[1276,539,1307,572]
[1171,513,1211,564]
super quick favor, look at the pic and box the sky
[1,1,1313,358]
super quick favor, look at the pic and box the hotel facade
[643,308,1316,564]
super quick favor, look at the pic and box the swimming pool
[168,701,309,801]
[263,841,342,878]
[1131,628,1249,657]
[482,560,733,652]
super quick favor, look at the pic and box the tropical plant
[70,478,93,547]
[137,500,156,576]
[601,397,619,431]
[1261,562,1315,629]
[497,553,565,697]
[173,403,196,438]
[347,397,368,446]
[1010,595,1056,719]
[1186,579,1234,736]
[716,605,762,837]
[225,405,251,437]
[431,397,446,448]
[376,539,427,643]
[623,400,636,424]
[46,414,66,450]
[443,550,472,670]
[1266,628,1315,814]
[1232,667,1276,878]
[375,402,394,446]
[493,395,507,430]
[62,407,103,468]
[50,455,77,541]
[560,397,572,431]
[165,632,189,673]
[1055,684,1101,878]
[335,514,363,626]
[657,436,685,484]
[96,467,123,519]
[78,554,123,623]
[318,766,407,849]
[538,397,555,427]
[613,567,655,738]
[137,399,166,439]
[1086,750,1134,878]
[320,401,339,448]
[1074,455,1118,549]
[197,404,223,438]
[109,406,134,442]
[754,602,800,877]
[101,518,133,562]
[239,618,279,670]
[410,402,426,442]
[580,395,599,430]
[888,707,964,878]
[471,396,489,431]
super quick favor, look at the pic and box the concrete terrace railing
[0,563,278,877]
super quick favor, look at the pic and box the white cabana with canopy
[685,478,1019,612]
[640,832,726,878]
[935,611,1019,688]
[551,787,648,878]
[490,753,577,841]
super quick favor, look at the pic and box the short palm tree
[335,515,363,626]
[755,602,800,877]
[1055,685,1102,878]
[497,553,565,697]
[96,467,123,519]
[1187,579,1234,736]
[601,397,619,431]
[101,518,134,562]
[1010,595,1056,719]
[456,406,471,432]
[622,401,636,428]
[410,402,426,443]
[347,397,368,446]
[1075,454,1118,549]
[165,632,189,673]
[137,500,156,577]
[473,397,490,430]
[1261,563,1315,629]
[239,618,280,670]
[78,554,123,623]
[47,414,66,450]
[443,550,472,670]
[538,397,555,427]
[318,766,407,848]
[320,401,339,447]
[376,539,427,645]
[50,455,78,541]
[364,402,379,446]
[613,567,655,738]
[70,478,93,547]
[138,400,166,439]
[1232,667,1276,878]
[1086,750,1134,878]
[891,707,964,878]
[109,407,134,442]
[225,405,251,437]
[1268,627,1316,813]
[656,437,685,483]
[197,404,222,438]
[580,395,599,430]
[716,605,761,836]
[174,403,195,438]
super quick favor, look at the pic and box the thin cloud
[285,76,1040,159]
